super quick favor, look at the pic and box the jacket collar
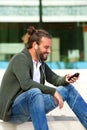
[22,47,32,60]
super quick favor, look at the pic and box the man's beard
[39,53,48,61]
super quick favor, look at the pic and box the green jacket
[0,47,68,121]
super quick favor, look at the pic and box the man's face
[38,37,52,61]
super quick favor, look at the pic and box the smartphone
[68,72,80,81]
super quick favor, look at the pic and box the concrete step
[0,121,16,130]
[0,116,85,130]
[17,116,85,130]
[17,121,85,130]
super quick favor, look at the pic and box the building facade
[0,0,87,63]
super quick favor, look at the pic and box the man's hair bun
[27,26,36,36]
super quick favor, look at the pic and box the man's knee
[26,88,42,100]
[56,86,68,101]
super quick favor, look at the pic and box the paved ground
[0,69,87,130]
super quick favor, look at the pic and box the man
[0,26,87,130]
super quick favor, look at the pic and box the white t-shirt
[33,60,41,83]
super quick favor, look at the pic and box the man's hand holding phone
[65,72,80,83]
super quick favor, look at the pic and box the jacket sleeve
[12,54,56,96]
[45,63,69,86]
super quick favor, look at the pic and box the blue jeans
[10,84,87,130]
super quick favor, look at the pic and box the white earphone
[34,45,38,50]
